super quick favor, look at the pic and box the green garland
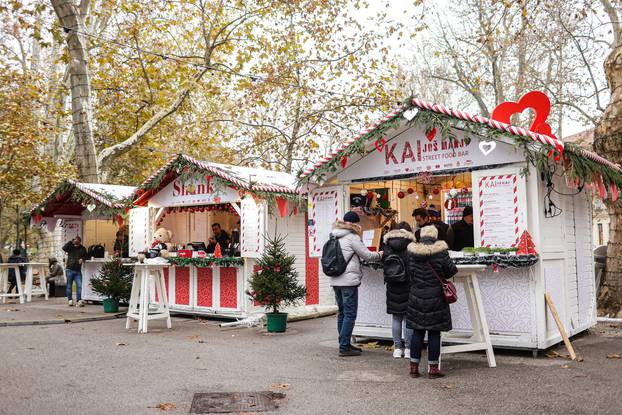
[168,256,245,267]
[136,154,307,214]
[302,103,622,193]
[31,180,129,220]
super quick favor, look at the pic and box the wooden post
[544,292,577,360]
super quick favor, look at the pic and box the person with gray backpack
[382,221,416,360]
[322,211,382,357]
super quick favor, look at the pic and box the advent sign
[148,177,239,207]
[337,125,524,181]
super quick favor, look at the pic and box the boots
[409,362,420,378]
[428,364,445,379]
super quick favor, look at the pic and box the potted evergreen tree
[90,259,133,312]
[247,235,307,332]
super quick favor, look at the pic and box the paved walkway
[1,315,621,414]
[0,297,125,326]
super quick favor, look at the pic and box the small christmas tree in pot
[90,259,133,312]
[247,235,307,332]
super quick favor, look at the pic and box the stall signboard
[337,125,524,182]
[240,196,265,258]
[63,220,82,244]
[308,186,346,257]
[472,167,527,248]
[148,177,239,207]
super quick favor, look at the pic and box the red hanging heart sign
[491,91,564,161]
[426,128,437,142]
[491,91,557,138]
[374,137,386,152]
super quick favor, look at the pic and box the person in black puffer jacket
[382,222,416,360]
[406,225,457,379]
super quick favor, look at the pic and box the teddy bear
[139,228,173,260]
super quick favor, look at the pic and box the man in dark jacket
[447,206,474,251]
[7,249,26,295]
[406,225,458,379]
[382,222,416,359]
[62,236,88,307]
[412,208,449,243]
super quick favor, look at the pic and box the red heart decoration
[491,91,556,138]
[374,137,386,152]
[426,128,437,142]
[341,155,348,168]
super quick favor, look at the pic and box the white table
[23,263,49,302]
[0,263,25,304]
[125,263,171,333]
[441,265,496,368]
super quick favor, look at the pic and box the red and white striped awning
[136,154,301,200]
[299,98,621,180]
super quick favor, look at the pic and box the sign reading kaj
[337,126,524,181]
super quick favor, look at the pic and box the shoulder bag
[427,261,458,304]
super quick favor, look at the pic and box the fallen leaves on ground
[576,356,584,362]
[546,351,560,358]
[190,335,205,343]
[606,354,621,359]
[359,341,380,349]
[441,384,455,389]
[561,364,570,369]
[271,383,290,390]
[154,403,176,411]
[116,342,127,346]
[5,308,20,312]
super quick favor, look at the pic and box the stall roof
[31,180,136,217]
[134,154,300,206]
[299,98,622,181]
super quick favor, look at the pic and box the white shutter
[308,185,346,257]
[129,207,150,256]
[472,165,528,248]
[241,196,266,258]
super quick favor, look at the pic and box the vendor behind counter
[447,206,474,251]
[206,223,230,254]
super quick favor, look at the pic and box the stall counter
[82,259,108,302]
[164,262,246,316]
[353,262,538,349]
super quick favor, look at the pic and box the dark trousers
[410,329,441,364]
[333,286,358,352]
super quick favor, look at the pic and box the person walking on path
[47,257,65,297]
[406,225,457,378]
[62,236,88,307]
[328,211,382,357]
[382,221,416,359]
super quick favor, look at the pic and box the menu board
[478,175,520,247]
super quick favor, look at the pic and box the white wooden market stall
[129,154,333,318]
[30,180,136,301]
[299,94,622,352]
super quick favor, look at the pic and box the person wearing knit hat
[326,210,382,357]
[447,206,474,251]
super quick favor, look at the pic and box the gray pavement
[0,297,125,326]
[1,316,621,415]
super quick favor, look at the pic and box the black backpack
[88,244,105,258]
[321,234,353,277]
[383,254,407,283]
